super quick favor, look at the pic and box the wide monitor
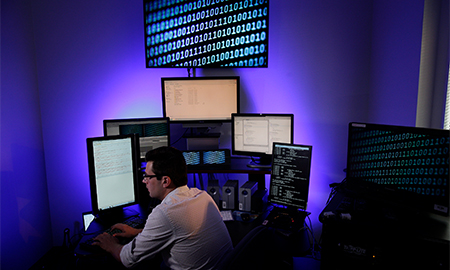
[86,134,141,223]
[103,117,170,159]
[346,122,449,216]
[231,113,294,166]
[143,0,269,68]
[162,76,240,124]
[268,142,313,211]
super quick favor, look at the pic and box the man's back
[121,186,233,270]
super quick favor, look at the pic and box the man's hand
[92,233,123,262]
[110,223,143,238]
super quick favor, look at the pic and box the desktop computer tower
[238,181,258,211]
[251,189,268,213]
[207,179,221,207]
[222,180,238,210]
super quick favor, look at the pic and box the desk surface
[74,203,269,257]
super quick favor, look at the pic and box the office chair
[217,225,291,270]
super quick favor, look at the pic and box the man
[93,146,233,269]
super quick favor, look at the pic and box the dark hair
[145,146,187,187]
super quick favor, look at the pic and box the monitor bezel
[86,134,141,219]
[102,117,170,135]
[231,113,294,160]
[161,76,240,124]
[345,122,450,216]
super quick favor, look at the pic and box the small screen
[86,134,140,215]
[162,77,239,122]
[269,143,313,210]
[203,149,228,165]
[103,117,169,159]
[82,212,95,231]
[183,151,201,165]
[232,113,293,156]
[143,0,269,68]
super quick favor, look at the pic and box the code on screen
[144,0,269,68]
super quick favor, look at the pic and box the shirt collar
[162,185,189,203]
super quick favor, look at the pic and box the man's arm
[91,223,144,263]
[92,233,123,262]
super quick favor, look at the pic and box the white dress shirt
[120,185,233,269]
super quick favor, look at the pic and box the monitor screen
[269,143,313,210]
[232,113,294,165]
[162,76,240,123]
[346,122,449,216]
[143,0,269,68]
[86,134,141,221]
[183,149,230,167]
[82,211,95,231]
[103,117,170,159]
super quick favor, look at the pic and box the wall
[1,0,53,269]
[1,0,424,269]
[369,0,424,125]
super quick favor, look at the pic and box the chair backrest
[216,225,279,270]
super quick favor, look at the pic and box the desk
[319,191,450,269]
[73,204,269,257]
[33,204,311,270]
[187,157,271,191]
[74,204,149,258]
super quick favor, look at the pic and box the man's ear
[162,176,172,188]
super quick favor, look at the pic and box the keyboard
[79,216,146,253]
[220,210,234,221]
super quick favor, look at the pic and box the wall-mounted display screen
[144,0,269,68]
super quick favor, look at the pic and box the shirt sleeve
[120,206,174,268]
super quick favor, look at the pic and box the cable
[169,128,190,146]
[326,175,347,204]
[304,215,322,260]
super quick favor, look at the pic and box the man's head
[143,147,187,200]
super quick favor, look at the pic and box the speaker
[207,179,221,207]
[238,181,258,211]
[222,180,238,210]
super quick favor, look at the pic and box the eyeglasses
[143,174,161,180]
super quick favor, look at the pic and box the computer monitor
[346,122,449,216]
[268,142,313,211]
[143,0,269,68]
[86,134,141,223]
[231,113,294,167]
[162,76,240,124]
[103,117,170,159]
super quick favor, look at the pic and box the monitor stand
[247,156,272,169]
[182,124,221,150]
[184,132,220,150]
[95,207,140,226]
